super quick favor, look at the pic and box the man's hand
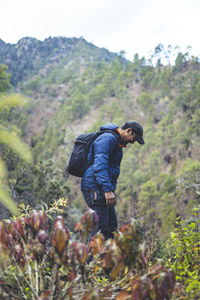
[105,191,116,206]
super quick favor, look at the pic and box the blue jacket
[81,123,123,192]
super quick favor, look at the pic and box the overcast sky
[1,0,200,60]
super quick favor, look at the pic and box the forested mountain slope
[0,38,200,239]
[0,36,117,86]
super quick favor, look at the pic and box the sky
[1,0,200,61]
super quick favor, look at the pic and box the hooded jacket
[81,123,123,193]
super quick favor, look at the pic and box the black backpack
[66,129,119,177]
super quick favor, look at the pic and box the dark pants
[82,190,118,240]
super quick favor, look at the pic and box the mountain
[1,37,200,238]
[0,37,121,142]
[0,36,118,87]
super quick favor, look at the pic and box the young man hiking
[81,121,145,240]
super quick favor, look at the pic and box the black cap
[125,121,145,144]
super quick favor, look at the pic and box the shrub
[167,208,200,299]
[177,158,200,188]
[0,204,176,299]
[137,93,153,110]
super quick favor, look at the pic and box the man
[81,121,145,240]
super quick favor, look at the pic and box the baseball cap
[125,121,145,144]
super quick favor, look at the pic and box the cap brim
[137,136,145,145]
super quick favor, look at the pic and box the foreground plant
[167,207,200,299]
[0,210,72,300]
[0,94,32,215]
[80,219,175,300]
[0,208,175,299]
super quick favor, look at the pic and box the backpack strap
[89,129,120,167]
[99,129,120,142]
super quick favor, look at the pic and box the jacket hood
[100,123,119,132]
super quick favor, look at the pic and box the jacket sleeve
[93,133,117,192]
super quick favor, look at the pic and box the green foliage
[68,94,90,120]
[140,180,158,207]
[167,209,200,299]
[151,68,172,96]
[0,37,118,87]
[142,69,155,89]
[0,94,24,112]
[23,76,42,92]
[13,160,70,207]
[0,64,11,92]
[158,193,176,238]
[132,53,150,78]
[137,92,153,110]
[0,129,31,163]
[0,93,32,215]
[191,108,200,135]
[139,180,159,224]
[177,158,200,188]
[144,150,162,176]
[160,174,176,194]
[173,52,188,73]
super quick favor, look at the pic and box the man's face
[123,128,137,144]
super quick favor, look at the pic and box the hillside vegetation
[0,38,200,299]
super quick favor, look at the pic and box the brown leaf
[68,285,73,300]
[36,290,51,300]
[69,242,88,264]
[51,228,69,254]
[67,270,76,282]
[89,233,105,256]
[37,230,48,245]
[116,290,131,300]
[110,260,124,280]
[0,278,6,285]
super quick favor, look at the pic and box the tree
[173,52,187,72]
[139,180,158,222]
[151,43,164,67]
[0,64,11,92]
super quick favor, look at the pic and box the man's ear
[127,128,133,134]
